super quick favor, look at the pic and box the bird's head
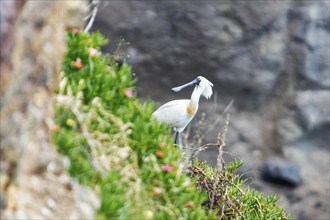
[171,76,213,99]
[195,76,213,99]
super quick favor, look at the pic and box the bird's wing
[154,99,189,112]
[152,99,191,128]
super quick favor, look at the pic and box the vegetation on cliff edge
[53,30,291,219]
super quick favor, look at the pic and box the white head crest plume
[197,76,213,99]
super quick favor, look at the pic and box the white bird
[152,76,213,145]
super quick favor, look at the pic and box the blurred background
[91,1,329,219]
[1,0,329,219]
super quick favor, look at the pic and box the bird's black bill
[171,78,199,92]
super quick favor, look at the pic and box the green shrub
[189,160,289,219]
[53,30,291,220]
[54,30,215,219]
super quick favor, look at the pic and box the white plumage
[152,76,213,144]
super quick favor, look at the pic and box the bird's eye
[195,78,201,85]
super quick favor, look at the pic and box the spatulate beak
[171,79,199,92]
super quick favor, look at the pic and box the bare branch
[84,0,99,33]
[210,113,230,211]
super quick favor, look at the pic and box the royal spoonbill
[152,76,213,145]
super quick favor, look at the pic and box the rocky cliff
[93,1,329,219]
[0,1,99,218]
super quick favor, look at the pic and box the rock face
[261,162,301,187]
[0,1,99,219]
[93,1,329,219]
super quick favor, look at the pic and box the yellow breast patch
[186,105,196,117]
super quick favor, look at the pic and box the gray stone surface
[296,90,330,130]
[261,162,301,187]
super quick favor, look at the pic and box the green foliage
[54,30,291,220]
[54,30,216,219]
[189,160,292,219]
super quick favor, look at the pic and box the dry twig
[210,113,230,210]
[84,0,99,33]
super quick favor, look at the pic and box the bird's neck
[189,87,202,109]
